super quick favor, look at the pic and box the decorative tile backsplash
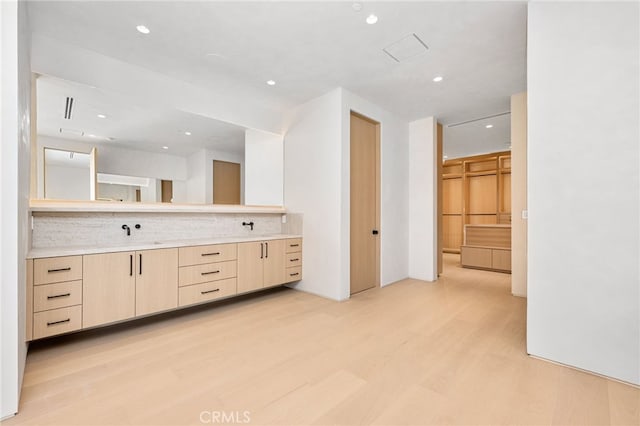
[32,212,286,249]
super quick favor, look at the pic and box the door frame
[349,110,381,295]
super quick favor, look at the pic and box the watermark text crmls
[199,410,251,424]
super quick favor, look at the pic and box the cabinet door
[135,248,178,316]
[237,242,264,294]
[83,251,135,328]
[263,239,286,287]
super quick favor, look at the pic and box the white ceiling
[443,113,511,159]
[28,1,527,156]
[37,75,246,156]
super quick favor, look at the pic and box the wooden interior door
[212,160,241,204]
[161,180,173,203]
[83,251,135,328]
[350,112,380,295]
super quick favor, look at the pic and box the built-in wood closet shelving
[442,150,511,253]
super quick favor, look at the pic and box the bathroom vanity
[26,202,303,340]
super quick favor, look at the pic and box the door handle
[372,229,379,235]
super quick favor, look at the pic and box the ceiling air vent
[59,128,84,136]
[383,33,429,62]
[64,96,74,119]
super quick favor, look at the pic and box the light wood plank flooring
[4,254,639,425]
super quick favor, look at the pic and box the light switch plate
[522,210,528,219]
[281,214,287,224]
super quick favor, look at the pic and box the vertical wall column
[408,117,438,281]
[527,2,639,384]
[510,92,527,297]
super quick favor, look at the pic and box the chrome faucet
[122,224,131,236]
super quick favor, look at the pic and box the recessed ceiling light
[485,124,493,129]
[433,76,443,82]
[162,146,169,150]
[184,131,191,136]
[352,2,362,12]
[97,114,107,119]
[366,14,378,24]
[266,80,276,86]
[136,25,150,34]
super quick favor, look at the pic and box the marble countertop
[28,234,302,259]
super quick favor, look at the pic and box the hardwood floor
[5,254,639,425]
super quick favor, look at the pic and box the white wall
[283,89,344,300]
[408,117,438,282]
[527,2,639,385]
[1,0,31,418]
[284,88,410,301]
[44,164,90,200]
[244,129,283,206]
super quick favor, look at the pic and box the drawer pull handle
[47,293,71,299]
[290,272,300,276]
[47,318,70,326]
[47,267,71,273]
[289,258,299,262]
[201,288,220,295]
[289,244,299,247]
[201,270,220,276]
[201,252,221,257]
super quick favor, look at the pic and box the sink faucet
[242,221,254,231]
[122,224,131,236]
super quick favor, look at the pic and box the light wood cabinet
[178,243,238,308]
[238,240,286,293]
[83,251,136,328]
[83,248,178,327]
[460,225,511,273]
[28,237,300,340]
[34,255,82,285]
[135,248,178,316]
[285,238,303,283]
[442,151,511,253]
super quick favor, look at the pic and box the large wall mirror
[35,75,284,206]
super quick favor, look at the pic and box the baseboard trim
[528,354,640,389]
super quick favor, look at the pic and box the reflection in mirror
[44,148,90,200]
[43,147,98,200]
[35,75,284,206]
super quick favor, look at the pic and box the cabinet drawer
[285,266,302,283]
[34,280,82,312]
[34,256,82,285]
[492,249,512,271]
[286,238,302,253]
[179,260,237,287]
[178,278,237,307]
[461,246,492,269]
[33,305,82,339]
[286,252,302,268]
[178,243,237,267]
